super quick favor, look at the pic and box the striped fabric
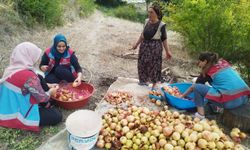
[205,60,250,103]
[0,81,40,131]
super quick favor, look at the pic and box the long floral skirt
[138,40,163,84]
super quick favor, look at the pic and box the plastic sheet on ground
[37,77,166,150]
[95,77,163,116]
[37,77,250,150]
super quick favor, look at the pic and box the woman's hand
[181,84,195,99]
[131,34,143,50]
[131,43,138,50]
[47,83,59,89]
[73,77,81,87]
[73,73,82,87]
[165,50,172,60]
[41,65,49,72]
[163,40,172,60]
[48,86,59,97]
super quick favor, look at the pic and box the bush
[0,2,24,34]
[95,0,125,7]
[98,3,147,23]
[13,0,63,28]
[0,2,25,76]
[113,4,147,23]
[77,0,95,17]
[164,0,250,82]
[0,0,13,5]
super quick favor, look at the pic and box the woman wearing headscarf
[40,34,83,86]
[0,42,62,131]
[181,52,250,119]
[132,4,172,90]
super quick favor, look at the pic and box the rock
[222,99,250,132]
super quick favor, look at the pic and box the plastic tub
[66,110,102,150]
[162,82,196,110]
[52,82,95,109]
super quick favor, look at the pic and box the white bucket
[66,110,102,150]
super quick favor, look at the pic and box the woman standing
[0,42,62,131]
[40,34,83,86]
[132,4,172,89]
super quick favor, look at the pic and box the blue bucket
[162,82,196,110]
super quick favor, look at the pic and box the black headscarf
[150,4,163,20]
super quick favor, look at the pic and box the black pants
[39,107,63,126]
[37,74,63,126]
[45,66,76,83]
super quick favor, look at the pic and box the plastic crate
[162,82,196,110]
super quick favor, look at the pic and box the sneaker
[194,112,205,120]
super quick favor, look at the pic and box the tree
[163,0,250,82]
[146,0,151,11]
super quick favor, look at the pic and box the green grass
[0,126,59,150]
[0,3,25,35]
[13,0,64,28]
[97,4,147,23]
[0,3,25,77]
[77,0,96,17]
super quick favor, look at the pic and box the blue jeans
[193,84,248,109]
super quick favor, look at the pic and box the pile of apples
[149,90,162,106]
[52,88,84,102]
[230,128,247,143]
[105,91,133,105]
[149,90,162,97]
[96,106,245,150]
[163,86,182,97]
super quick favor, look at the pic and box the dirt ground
[13,10,193,112]
[1,10,249,148]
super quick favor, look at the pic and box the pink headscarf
[0,42,42,83]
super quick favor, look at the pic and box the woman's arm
[162,39,172,59]
[23,76,58,103]
[70,53,82,73]
[180,84,195,98]
[71,53,83,86]
[23,76,50,103]
[132,34,144,50]
[161,25,172,59]
[195,74,212,84]
[39,53,50,72]
[37,74,50,91]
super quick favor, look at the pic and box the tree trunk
[222,99,250,132]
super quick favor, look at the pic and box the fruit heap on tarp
[148,90,162,106]
[230,128,247,143]
[104,91,133,105]
[96,106,246,150]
